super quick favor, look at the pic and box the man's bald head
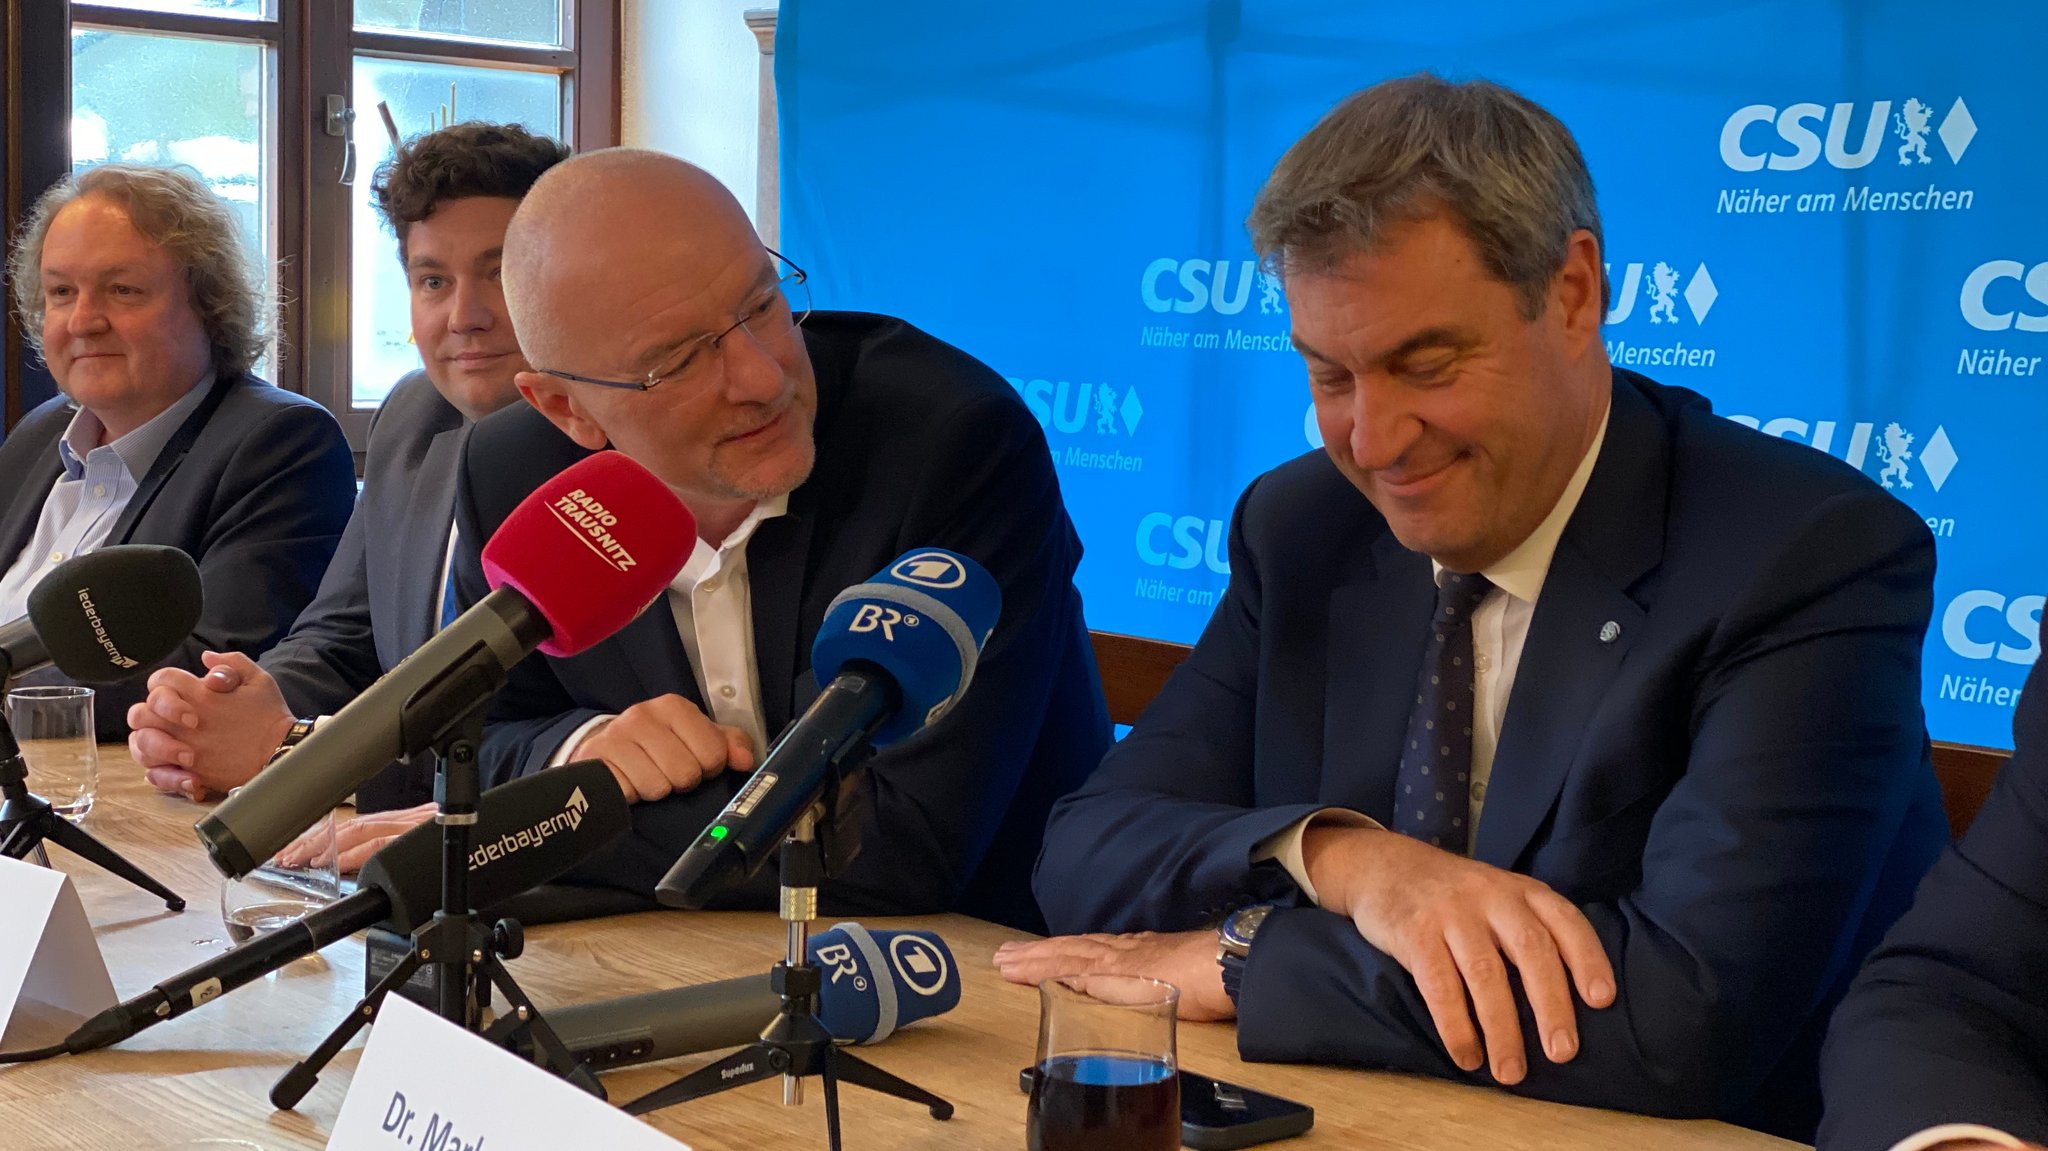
[503,149,757,369]
[501,147,819,537]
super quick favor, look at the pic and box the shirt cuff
[548,714,616,770]
[1890,1124,2027,1151]
[1250,808,1380,906]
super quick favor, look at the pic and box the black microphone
[656,549,1001,907]
[527,925,960,1070]
[64,761,629,1054]
[0,545,202,681]
[195,452,693,880]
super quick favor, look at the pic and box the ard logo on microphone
[890,935,950,998]
[888,552,967,589]
[548,488,639,573]
[850,603,920,641]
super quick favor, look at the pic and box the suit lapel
[606,600,704,711]
[394,423,469,653]
[110,372,236,544]
[1322,530,1435,822]
[1473,377,1668,870]
[746,506,816,738]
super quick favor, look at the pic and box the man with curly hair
[125,124,569,865]
[0,163,355,741]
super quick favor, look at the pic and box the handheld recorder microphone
[655,549,1000,908]
[197,452,693,879]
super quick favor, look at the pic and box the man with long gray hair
[1000,74,1945,1140]
[0,163,354,739]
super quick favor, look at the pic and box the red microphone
[484,450,695,656]
[198,451,695,880]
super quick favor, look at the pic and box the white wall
[621,0,777,226]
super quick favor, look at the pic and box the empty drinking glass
[219,790,339,943]
[6,686,98,820]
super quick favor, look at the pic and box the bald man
[444,150,1109,929]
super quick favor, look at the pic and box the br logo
[849,603,916,641]
[1876,423,1915,490]
[1894,98,1934,165]
[1647,262,1682,324]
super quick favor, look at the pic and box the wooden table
[0,761,1804,1150]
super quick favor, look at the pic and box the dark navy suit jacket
[1035,371,1948,1140]
[0,373,355,740]
[453,312,1111,932]
[261,372,467,811]
[1819,655,2048,1149]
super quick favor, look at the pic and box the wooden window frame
[5,1,620,444]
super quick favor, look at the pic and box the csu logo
[1728,416,1959,492]
[1604,262,1717,325]
[1141,258,1285,317]
[1942,590,2043,665]
[849,603,917,641]
[1136,513,1230,574]
[1008,377,1144,437]
[1720,97,1977,171]
[1959,260,2048,332]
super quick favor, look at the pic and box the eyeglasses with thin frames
[532,249,812,393]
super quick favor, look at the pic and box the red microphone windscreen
[481,451,695,657]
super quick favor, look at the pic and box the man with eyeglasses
[442,148,1109,929]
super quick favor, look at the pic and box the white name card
[331,995,693,1151]
[0,853,117,1052]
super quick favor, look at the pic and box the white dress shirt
[1256,404,1611,902]
[1889,1126,2026,1151]
[0,376,214,621]
[553,494,787,765]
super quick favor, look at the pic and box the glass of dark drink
[1027,974,1179,1151]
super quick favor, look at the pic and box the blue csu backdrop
[776,1,2046,750]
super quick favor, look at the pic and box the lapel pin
[1598,621,1622,644]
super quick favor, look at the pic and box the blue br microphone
[520,926,961,1070]
[655,549,1000,908]
[808,923,962,1044]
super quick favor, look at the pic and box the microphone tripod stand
[622,805,953,1150]
[0,714,183,910]
[270,709,598,1110]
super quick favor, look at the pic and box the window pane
[350,58,562,409]
[87,0,268,18]
[355,0,563,47]
[71,28,276,371]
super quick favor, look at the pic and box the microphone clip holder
[269,709,600,1111]
[0,715,183,910]
[622,804,953,1151]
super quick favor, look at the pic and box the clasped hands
[995,824,1616,1086]
[126,652,755,869]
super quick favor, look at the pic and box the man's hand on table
[992,930,1236,1022]
[571,694,756,803]
[126,651,291,801]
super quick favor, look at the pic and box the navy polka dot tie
[1391,570,1493,854]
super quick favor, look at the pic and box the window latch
[325,94,356,185]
